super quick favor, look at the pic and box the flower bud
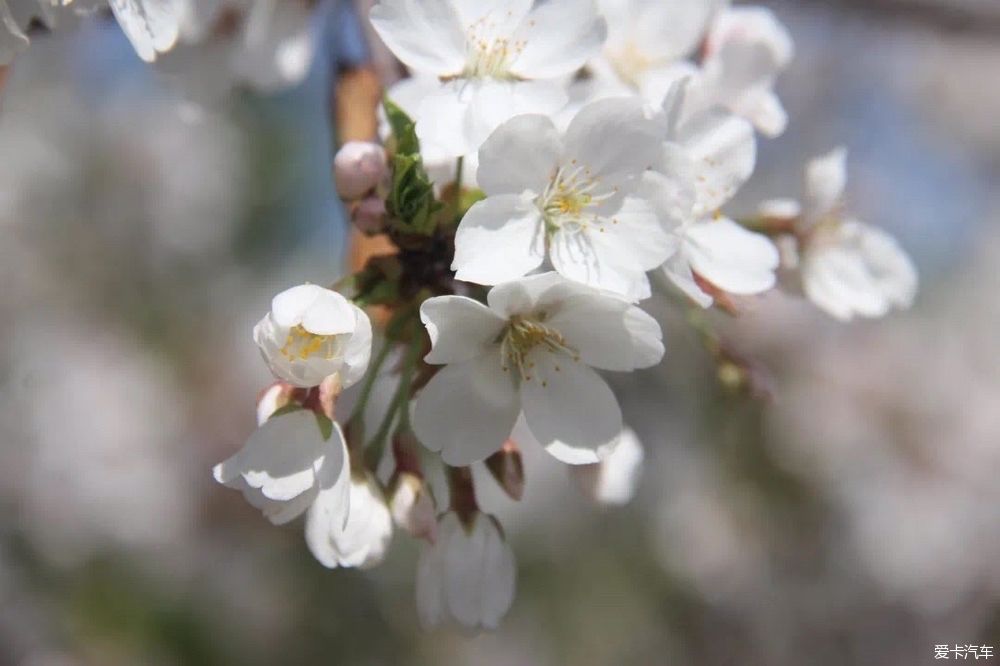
[485,440,525,501]
[416,511,515,632]
[389,472,438,543]
[351,195,387,235]
[334,141,387,200]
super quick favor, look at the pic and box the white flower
[212,409,350,525]
[651,82,779,307]
[254,284,372,389]
[680,6,794,138]
[570,427,645,506]
[593,0,721,103]
[453,97,671,300]
[415,511,515,632]
[794,149,918,321]
[306,470,393,570]
[389,471,438,543]
[334,141,388,200]
[413,273,664,466]
[371,0,607,159]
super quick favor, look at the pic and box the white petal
[858,223,918,309]
[572,426,645,506]
[369,0,465,75]
[421,296,507,365]
[806,147,848,219]
[485,272,572,318]
[521,353,622,465]
[416,532,447,629]
[509,0,607,79]
[564,97,663,181]
[443,513,489,629]
[453,195,545,286]
[213,410,321,500]
[736,90,788,139]
[547,294,664,371]
[548,219,655,300]
[451,0,531,30]
[413,349,520,466]
[660,252,714,308]
[108,0,181,63]
[684,217,779,295]
[476,114,562,196]
[585,196,676,272]
[676,110,756,214]
[339,305,372,389]
[478,515,516,629]
[465,80,567,160]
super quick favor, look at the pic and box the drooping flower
[570,426,645,506]
[650,81,779,307]
[212,409,349,525]
[415,511,515,632]
[453,97,671,301]
[370,0,607,159]
[789,148,918,321]
[413,273,664,466]
[306,470,393,570]
[254,284,372,389]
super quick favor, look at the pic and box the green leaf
[384,98,419,157]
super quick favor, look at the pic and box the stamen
[500,315,579,383]
[280,325,340,361]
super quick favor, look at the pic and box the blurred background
[1,1,998,664]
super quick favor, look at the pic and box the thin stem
[345,306,417,430]
[452,155,465,221]
[364,331,423,469]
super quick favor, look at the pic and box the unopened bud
[335,141,387,200]
[351,195,387,235]
[485,440,525,501]
[389,472,438,543]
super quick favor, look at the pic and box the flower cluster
[203,0,919,631]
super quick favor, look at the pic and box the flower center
[500,315,578,383]
[537,163,618,234]
[460,16,527,81]
[280,325,341,361]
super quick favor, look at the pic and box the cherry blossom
[254,284,372,389]
[415,511,515,632]
[453,97,670,300]
[370,0,607,159]
[413,273,664,466]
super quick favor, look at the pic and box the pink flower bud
[334,141,387,200]
[351,196,387,235]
